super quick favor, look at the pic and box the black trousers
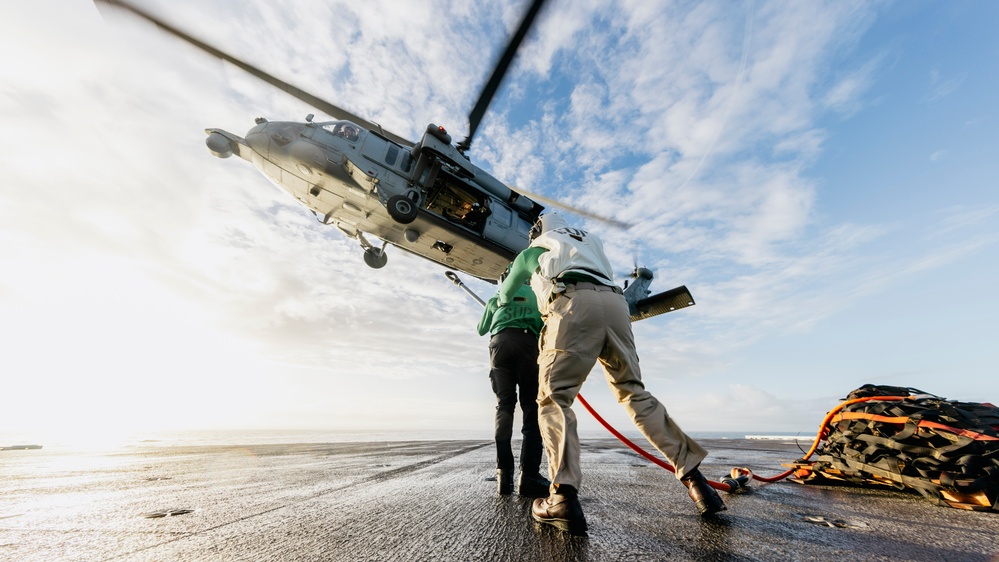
[489,328,543,473]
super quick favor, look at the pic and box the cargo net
[789,384,999,512]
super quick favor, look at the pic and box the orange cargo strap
[830,411,999,441]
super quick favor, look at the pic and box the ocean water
[0,429,483,452]
[0,428,814,453]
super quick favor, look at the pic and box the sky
[1,0,997,446]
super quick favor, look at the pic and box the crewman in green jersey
[478,273,550,497]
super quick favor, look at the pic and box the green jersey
[478,283,543,337]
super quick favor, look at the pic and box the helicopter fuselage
[205,118,543,281]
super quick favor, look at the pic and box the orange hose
[577,392,913,490]
[576,393,676,473]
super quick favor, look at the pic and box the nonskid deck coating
[2,439,997,561]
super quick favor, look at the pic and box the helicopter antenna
[458,0,549,155]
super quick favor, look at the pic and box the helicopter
[95,0,695,321]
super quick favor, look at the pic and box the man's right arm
[498,246,546,306]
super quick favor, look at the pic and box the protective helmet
[529,211,568,240]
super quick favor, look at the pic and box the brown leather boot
[531,487,587,534]
[681,467,726,516]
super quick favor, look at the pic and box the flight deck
[2,438,997,561]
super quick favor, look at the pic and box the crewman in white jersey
[498,212,725,534]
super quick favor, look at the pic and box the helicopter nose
[245,127,270,156]
[244,122,330,174]
[245,121,308,158]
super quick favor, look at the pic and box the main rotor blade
[511,186,631,230]
[459,0,548,153]
[94,0,414,147]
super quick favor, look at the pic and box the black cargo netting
[793,385,999,511]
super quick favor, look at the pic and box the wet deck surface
[2,438,997,561]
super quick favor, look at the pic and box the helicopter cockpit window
[341,125,359,141]
[385,145,399,166]
[321,121,362,142]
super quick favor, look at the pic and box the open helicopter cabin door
[421,168,532,262]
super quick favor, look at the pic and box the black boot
[680,467,726,516]
[497,469,514,495]
[518,471,551,498]
[532,486,587,534]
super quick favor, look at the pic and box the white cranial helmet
[529,211,568,240]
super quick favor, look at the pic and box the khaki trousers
[537,283,707,492]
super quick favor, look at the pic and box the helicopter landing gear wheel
[363,248,388,269]
[387,194,417,224]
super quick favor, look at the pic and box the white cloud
[2,0,996,439]
[929,149,949,162]
[823,57,880,116]
[927,67,967,102]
